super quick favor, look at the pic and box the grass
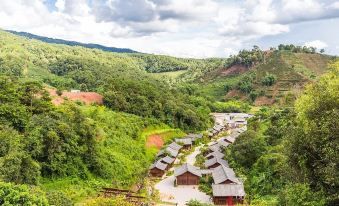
[150,70,187,79]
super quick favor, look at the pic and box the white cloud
[0,0,338,57]
[304,40,328,49]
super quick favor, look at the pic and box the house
[205,151,225,160]
[213,124,224,132]
[160,156,175,166]
[212,184,245,205]
[233,117,247,127]
[149,160,168,177]
[205,157,229,169]
[175,138,193,149]
[168,142,183,151]
[212,165,240,184]
[157,147,179,158]
[225,135,236,144]
[187,133,203,142]
[208,142,222,153]
[217,138,231,148]
[174,163,202,185]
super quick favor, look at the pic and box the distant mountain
[7,30,138,53]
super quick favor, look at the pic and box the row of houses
[204,124,248,205]
[149,133,203,177]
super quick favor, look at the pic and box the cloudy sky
[0,0,338,58]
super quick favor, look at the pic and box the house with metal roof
[157,146,179,158]
[205,157,229,169]
[168,142,183,151]
[160,156,175,165]
[212,184,245,205]
[175,138,193,149]
[217,138,231,148]
[208,142,222,153]
[149,160,168,177]
[212,165,240,184]
[205,150,225,160]
[174,163,202,185]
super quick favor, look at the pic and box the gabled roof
[166,147,179,157]
[217,139,230,148]
[225,136,236,143]
[205,151,225,159]
[149,160,168,171]
[187,133,203,141]
[213,124,224,131]
[175,138,193,145]
[212,165,240,184]
[161,156,175,164]
[157,147,179,157]
[174,163,202,177]
[212,184,245,197]
[205,157,229,168]
[208,143,221,152]
[168,142,183,151]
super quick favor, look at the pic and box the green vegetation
[0,181,48,205]
[224,62,339,205]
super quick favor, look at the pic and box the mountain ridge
[7,30,139,54]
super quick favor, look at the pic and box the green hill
[190,48,334,106]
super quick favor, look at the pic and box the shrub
[262,74,277,86]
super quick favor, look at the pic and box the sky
[0,0,338,58]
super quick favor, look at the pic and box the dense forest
[224,61,339,205]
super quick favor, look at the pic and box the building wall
[150,168,165,177]
[213,196,244,205]
[176,172,200,185]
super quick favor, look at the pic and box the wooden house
[160,156,175,167]
[157,147,179,158]
[205,151,225,160]
[149,160,168,177]
[205,157,229,169]
[217,138,231,148]
[168,142,183,151]
[212,184,245,205]
[174,163,202,185]
[187,133,203,143]
[212,165,240,184]
[175,138,193,149]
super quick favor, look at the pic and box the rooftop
[212,184,245,197]
[212,165,240,184]
[174,163,202,177]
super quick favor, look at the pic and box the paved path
[155,146,211,206]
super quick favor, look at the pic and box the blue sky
[0,0,338,57]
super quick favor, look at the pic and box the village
[149,113,253,206]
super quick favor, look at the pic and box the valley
[0,29,338,206]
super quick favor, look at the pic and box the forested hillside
[183,45,334,105]
[0,30,220,131]
[223,60,339,205]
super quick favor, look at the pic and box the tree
[0,181,49,206]
[320,48,325,53]
[285,64,339,204]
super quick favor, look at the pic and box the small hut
[149,161,168,177]
[205,150,225,160]
[212,184,245,205]
[174,163,202,185]
[212,165,240,184]
[205,157,229,169]
[175,138,193,150]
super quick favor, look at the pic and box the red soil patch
[220,64,249,76]
[47,88,103,106]
[146,134,164,149]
